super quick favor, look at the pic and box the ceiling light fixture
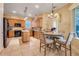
[23,6,28,17]
[48,3,56,18]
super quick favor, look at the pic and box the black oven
[14,30,21,37]
[15,23,21,27]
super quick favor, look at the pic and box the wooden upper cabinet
[8,31,14,38]
[36,17,42,27]
[20,20,25,28]
[8,19,14,26]
[8,18,25,28]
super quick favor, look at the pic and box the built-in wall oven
[14,30,22,37]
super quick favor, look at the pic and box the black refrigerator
[3,18,8,48]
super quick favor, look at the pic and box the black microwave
[15,23,21,27]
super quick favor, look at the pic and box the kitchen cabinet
[34,31,40,39]
[8,19,15,26]
[32,27,41,39]
[8,31,14,38]
[7,18,25,38]
[22,30,30,43]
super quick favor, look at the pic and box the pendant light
[48,3,56,18]
[24,6,28,20]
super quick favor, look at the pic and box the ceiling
[4,3,67,18]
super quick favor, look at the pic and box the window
[74,7,79,37]
[52,17,58,33]
[25,20,31,29]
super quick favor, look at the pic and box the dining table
[43,31,64,50]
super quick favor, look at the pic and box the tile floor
[0,37,78,56]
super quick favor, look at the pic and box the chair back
[66,32,75,45]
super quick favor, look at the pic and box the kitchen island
[22,30,30,43]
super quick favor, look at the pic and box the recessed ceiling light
[12,10,16,13]
[35,5,39,9]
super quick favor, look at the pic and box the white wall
[0,3,3,49]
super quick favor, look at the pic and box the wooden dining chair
[56,32,75,56]
[39,31,53,56]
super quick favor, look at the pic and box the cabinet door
[9,31,14,38]
[21,20,25,28]
[34,31,40,39]
[8,20,14,26]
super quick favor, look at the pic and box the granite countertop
[32,27,41,32]
[9,27,24,31]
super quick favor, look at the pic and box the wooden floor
[0,37,79,56]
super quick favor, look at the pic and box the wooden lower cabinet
[22,31,30,43]
[8,31,14,38]
[34,31,40,39]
